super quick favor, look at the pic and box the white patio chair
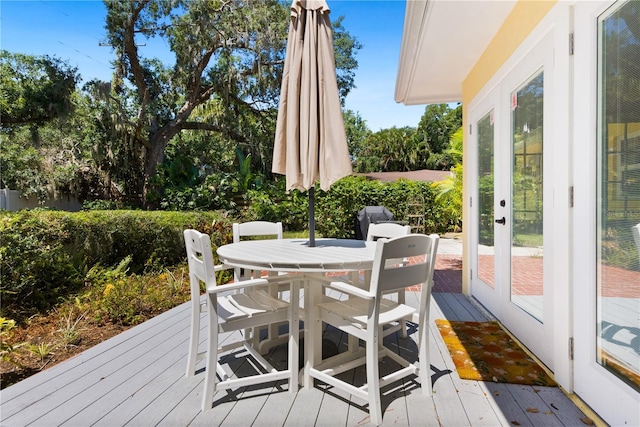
[232,221,284,282]
[183,229,299,411]
[305,234,439,426]
[366,222,412,338]
[233,221,295,349]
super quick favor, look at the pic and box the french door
[470,33,555,369]
[573,1,640,425]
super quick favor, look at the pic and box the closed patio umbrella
[272,0,352,247]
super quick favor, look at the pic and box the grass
[513,233,543,248]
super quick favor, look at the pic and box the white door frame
[468,90,502,318]
[466,2,573,389]
[573,1,640,425]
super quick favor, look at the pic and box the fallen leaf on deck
[581,417,595,425]
[526,408,539,413]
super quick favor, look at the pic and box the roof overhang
[395,0,516,105]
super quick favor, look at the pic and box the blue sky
[1,0,428,131]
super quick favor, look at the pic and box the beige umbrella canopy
[272,0,352,246]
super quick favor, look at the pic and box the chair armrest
[328,280,374,300]
[208,276,270,293]
[261,273,300,284]
[213,263,233,272]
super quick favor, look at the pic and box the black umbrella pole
[308,187,316,247]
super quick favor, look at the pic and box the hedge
[1,177,456,316]
[0,209,233,315]
[246,176,453,238]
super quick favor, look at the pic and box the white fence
[0,189,81,212]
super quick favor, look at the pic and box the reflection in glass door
[597,0,640,393]
[511,71,544,322]
[477,111,495,288]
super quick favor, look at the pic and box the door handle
[495,217,506,225]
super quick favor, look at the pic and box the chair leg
[348,270,363,353]
[202,294,218,411]
[418,317,432,396]
[399,290,408,338]
[288,280,300,392]
[304,278,322,389]
[366,333,383,426]
[186,301,201,377]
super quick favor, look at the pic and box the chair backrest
[232,221,283,281]
[369,234,439,312]
[232,221,283,243]
[184,229,217,300]
[366,222,411,241]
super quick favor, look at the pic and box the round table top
[216,238,377,272]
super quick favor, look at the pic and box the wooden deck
[0,284,592,427]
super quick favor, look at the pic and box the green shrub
[245,179,309,231]
[315,177,450,238]
[1,177,457,319]
[0,209,232,317]
[244,176,453,237]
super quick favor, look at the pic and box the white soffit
[395,0,516,105]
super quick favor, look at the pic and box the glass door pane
[478,111,495,287]
[597,0,640,392]
[511,71,544,322]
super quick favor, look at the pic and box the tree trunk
[142,126,172,208]
[142,104,196,208]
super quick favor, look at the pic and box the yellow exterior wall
[460,0,556,293]
[462,0,557,104]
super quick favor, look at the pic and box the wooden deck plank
[536,385,591,426]
[124,373,202,426]
[282,387,324,426]
[1,303,189,406]
[124,330,246,426]
[427,307,504,427]
[187,352,284,427]
[450,379,504,426]
[344,367,375,426]
[484,382,534,426]
[217,388,273,427]
[431,369,474,426]
[48,318,189,425]
[312,373,353,426]
[0,288,591,427]
[171,385,232,427]
[1,311,191,426]
[405,388,439,426]
[434,293,486,322]
[251,386,298,427]
[68,347,187,426]
[501,384,566,426]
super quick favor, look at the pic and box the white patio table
[216,238,376,273]
[216,238,377,387]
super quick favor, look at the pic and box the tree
[102,0,360,207]
[433,128,463,231]
[343,109,371,163]
[415,103,462,170]
[354,126,419,173]
[0,92,95,201]
[0,51,79,127]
